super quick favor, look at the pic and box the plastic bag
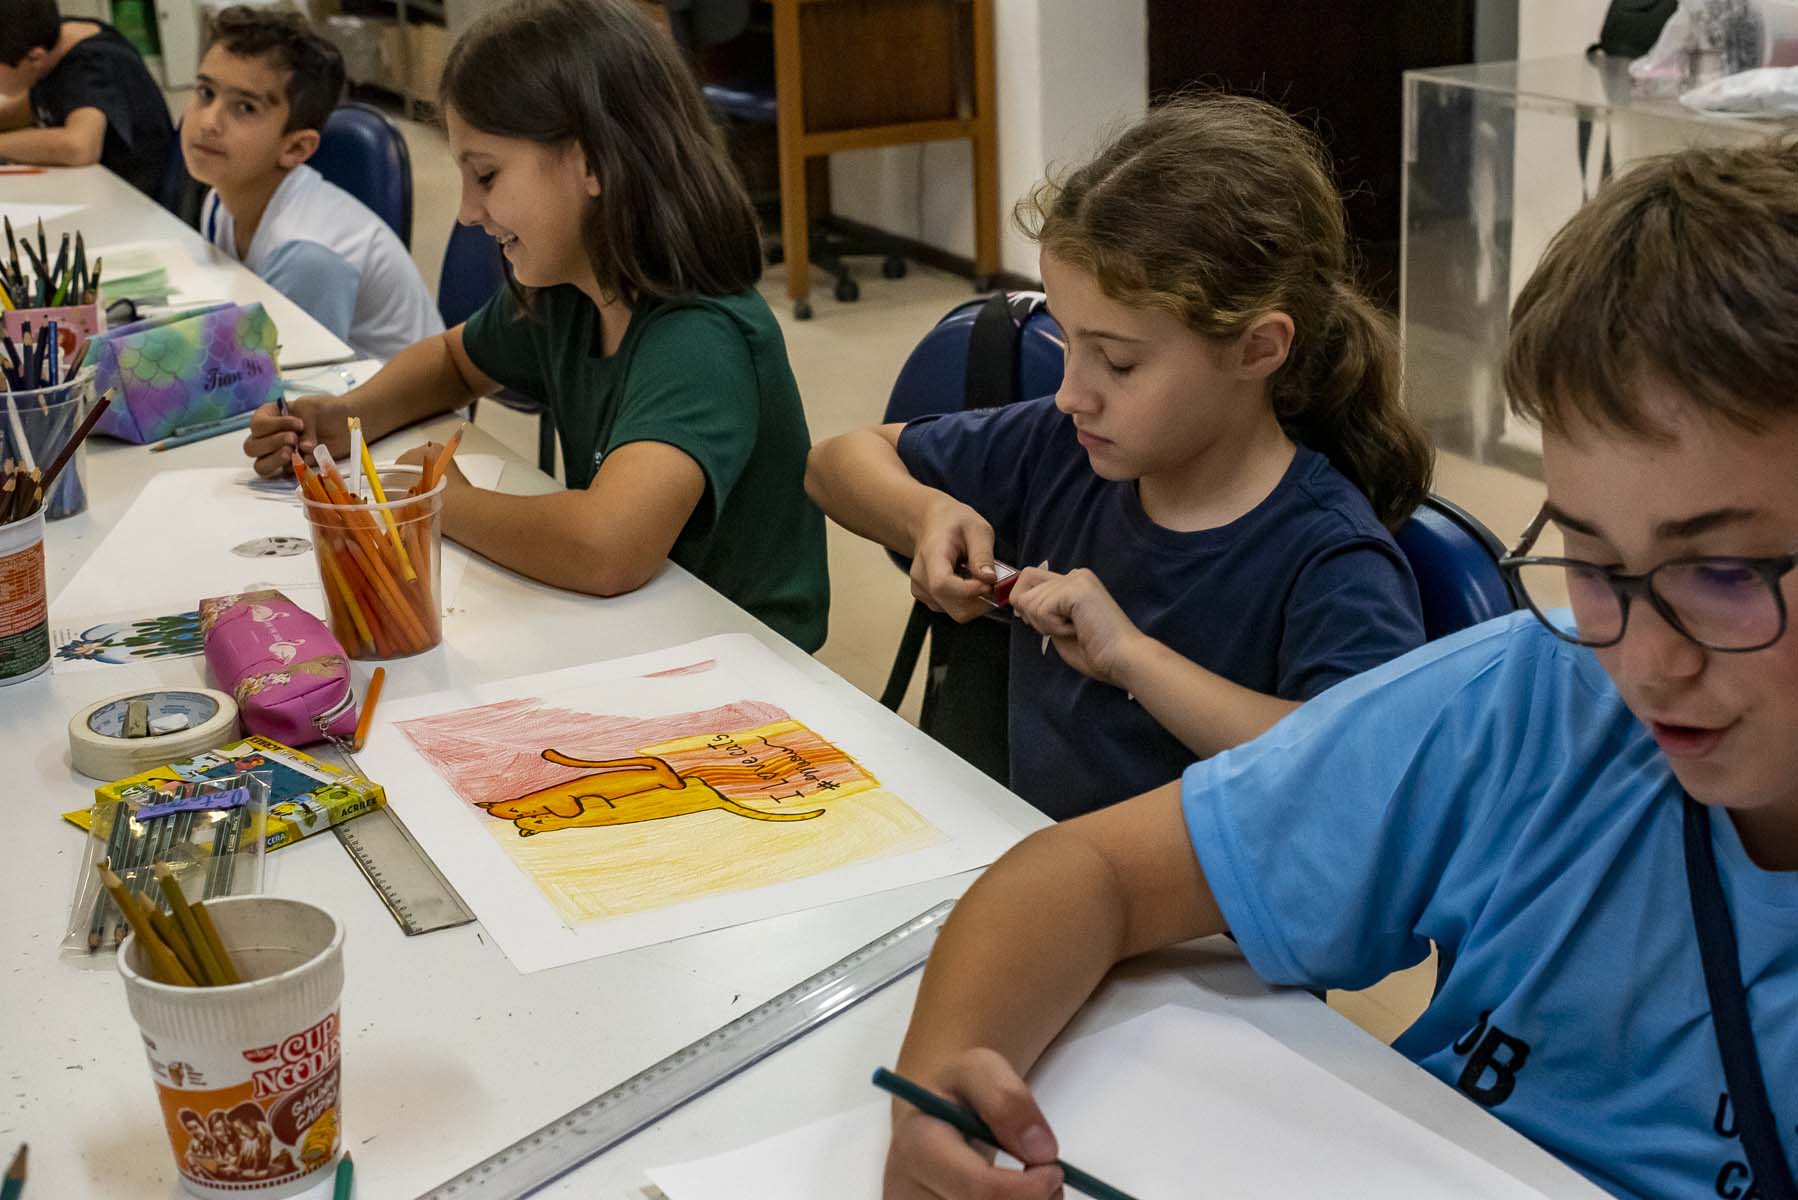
[1630,0,1787,95]
[1681,63,1798,109]
[61,775,269,964]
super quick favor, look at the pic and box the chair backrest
[437,222,506,329]
[310,103,413,248]
[883,292,1066,426]
[1394,495,1519,640]
[662,0,754,52]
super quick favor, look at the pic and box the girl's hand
[909,495,1000,622]
[883,1049,1065,1200]
[243,394,353,476]
[397,441,469,491]
[1011,567,1148,689]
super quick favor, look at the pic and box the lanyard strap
[1683,795,1798,1199]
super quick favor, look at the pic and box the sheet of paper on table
[1,202,85,224]
[49,594,324,673]
[647,1005,1558,1200]
[352,634,1029,972]
[51,458,505,618]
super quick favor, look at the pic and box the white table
[0,178,1605,1200]
[0,165,355,368]
[2,419,1610,1200]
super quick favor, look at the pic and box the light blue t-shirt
[1184,612,1798,1199]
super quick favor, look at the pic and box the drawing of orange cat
[478,750,826,836]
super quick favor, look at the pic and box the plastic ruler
[416,898,956,1198]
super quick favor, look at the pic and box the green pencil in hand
[873,1068,1140,1200]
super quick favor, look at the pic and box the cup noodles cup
[118,897,344,1198]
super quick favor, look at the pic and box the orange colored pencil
[422,424,465,493]
[353,667,385,751]
[316,465,432,647]
[298,455,421,653]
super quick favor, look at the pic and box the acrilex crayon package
[65,735,387,853]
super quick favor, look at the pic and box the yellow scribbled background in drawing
[485,719,942,925]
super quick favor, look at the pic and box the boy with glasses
[882,138,1798,1200]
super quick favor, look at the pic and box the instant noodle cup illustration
[118,897,344,1198]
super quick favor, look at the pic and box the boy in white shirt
[185,7,443,360]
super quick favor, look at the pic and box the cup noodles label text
[141,1007,341,1192]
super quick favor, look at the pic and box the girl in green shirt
[243,0,829,651]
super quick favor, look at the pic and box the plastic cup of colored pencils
[117,895,346,1198]
[297,460,446,659]
[0,366,97,521]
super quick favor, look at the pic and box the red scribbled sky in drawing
[396,698,790,807]
[640,659,718,679]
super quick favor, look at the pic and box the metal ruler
[334,805,475,936]
[313,738,475,936]
[417,898,957,1199]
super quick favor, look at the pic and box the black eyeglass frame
[1496,506,1798,652]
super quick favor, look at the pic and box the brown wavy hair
[440,0,762,305]
[1506,136,1798,440]
[1018,94,1432,530]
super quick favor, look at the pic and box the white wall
[1517,0,1610,58]
[827,0,1148,278]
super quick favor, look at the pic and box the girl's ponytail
[1276,281,1432,530]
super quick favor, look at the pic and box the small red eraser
[987,562,1020,606]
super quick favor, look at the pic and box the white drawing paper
[351,635,1029,972]
[52,459,505,618]
[648,1006,1561,1200]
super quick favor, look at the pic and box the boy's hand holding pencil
[881,1053,1072,1200]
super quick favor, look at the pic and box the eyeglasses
[1498,507,1798,652]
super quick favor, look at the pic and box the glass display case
[1400,54,1785,476]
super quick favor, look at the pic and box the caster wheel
[834,277,860,303]
[973,274,997,292]
[881,255,908,279]
[793,299,814,320]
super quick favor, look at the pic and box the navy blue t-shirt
[897,396,1425,819]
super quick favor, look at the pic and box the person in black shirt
[0,0,175,199]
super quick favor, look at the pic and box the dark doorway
[1147,2,1476,309]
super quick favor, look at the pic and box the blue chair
[439,223,558,477]
[311,103,413,248]
[1395,494,1519,641]
[157,122,203,227]
[879,292,1519,730]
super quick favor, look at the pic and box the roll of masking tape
[68,688,241,781]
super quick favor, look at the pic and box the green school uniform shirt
[460,285,829,651]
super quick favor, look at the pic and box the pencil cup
[0,367,97,520]
[0,508,49,686]
[299,465,445,659]
[119,897,345,1199]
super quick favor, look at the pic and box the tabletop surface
[0,170,1607,1200]
[1,165,356,369]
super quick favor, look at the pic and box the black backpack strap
[1684,796,1798,1199]
[963,291,1021,411]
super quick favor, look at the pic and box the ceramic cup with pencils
[297,463,446,660]
[117,896,345,1199]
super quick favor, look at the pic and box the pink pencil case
[200,590,357,748]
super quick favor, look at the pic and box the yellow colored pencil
[98,862,195,986]
[156,864,225,986]
[353,418,417,582]
[190,901,242,985]
[149,907,205,984]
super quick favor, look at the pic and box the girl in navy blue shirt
[807,96,1431,818]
